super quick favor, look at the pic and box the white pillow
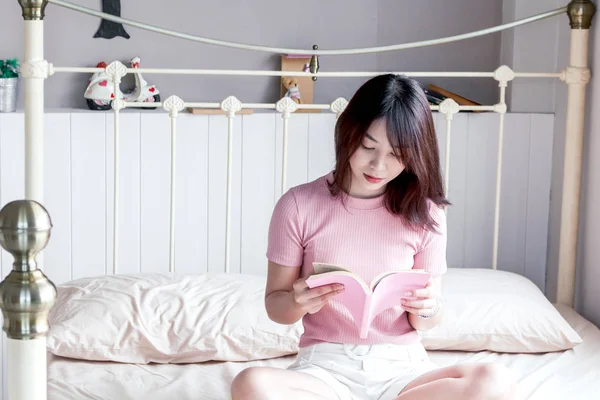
[47,273,303,364]
[420,268,583,353]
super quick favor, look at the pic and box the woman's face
[348,118,405,198]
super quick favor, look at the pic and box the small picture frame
[280,54,319,113]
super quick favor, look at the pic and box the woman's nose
[370,156,385,169]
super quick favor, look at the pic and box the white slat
[307,114,336,181]
[497,114,530,275]
[71,114,106,280]
[105,113,141,275]
[241,114,277,275]
[526,114,554,292]
[434,112,470,269]
[140,114,171,274]
[463,113,500,269]
[207,115,243,274]
[43,113,72,284]
[173,114,209,274]
[0,113,25,279]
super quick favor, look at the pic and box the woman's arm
[264,261,306,324]
[265,261,344,325]
[404,276,444,331]
[405,204,447,331]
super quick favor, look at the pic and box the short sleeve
[413,204,447,277]
[266,189,304,267]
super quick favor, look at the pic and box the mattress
[47,304,600,400]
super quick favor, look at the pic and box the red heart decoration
[110,93,115,99]
[99,80,108,87]
[149,87,155,93]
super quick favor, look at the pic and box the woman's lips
[364,173,384,184]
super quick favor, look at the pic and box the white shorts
[287,342,438,400]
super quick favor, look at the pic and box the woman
[231,74,516,400]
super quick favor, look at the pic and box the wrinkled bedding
[48,305,600,400]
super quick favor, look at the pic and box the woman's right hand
[291,278,345,314]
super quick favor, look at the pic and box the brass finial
[0,200,57,340]
[567,0,596,29]
[17,0,49,21]
[309,45,319,81]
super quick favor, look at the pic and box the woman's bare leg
[231,366,341,400]
[395,363,517,400]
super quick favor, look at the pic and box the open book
[306,263,431,339]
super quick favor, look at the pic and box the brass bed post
[556,0,596,307]
[0,201,57,400]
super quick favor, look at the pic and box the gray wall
[501,0,563,114]
[2,0,502,109]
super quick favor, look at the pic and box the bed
[45,305,600,400]
[42,269,600,400]
[0,0,599,399]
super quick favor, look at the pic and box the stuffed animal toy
[282,76,302,104]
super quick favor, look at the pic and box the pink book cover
[306,263,431,338]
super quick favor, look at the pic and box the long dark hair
[328,74,450,232]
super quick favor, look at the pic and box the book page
[369,270,398,290]
[369,269,429,291]
[306,273,370,335]
[312,262,353,275]
[367,271,431,329]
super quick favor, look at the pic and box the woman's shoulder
[272,173,333,220]
[283,172,333,204]
[426,198,446,220]
[423,198,447,235]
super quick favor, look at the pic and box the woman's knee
[231,367,271,400]
[465,363,517,400]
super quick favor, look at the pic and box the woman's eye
[361,144,374,150]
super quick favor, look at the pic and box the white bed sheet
[47,304,600,400]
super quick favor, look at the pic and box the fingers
[292,278,309,292]
[293,279,344,314]
[305,288,345,314]
[401,297,437,309]
[401,305,437,317]
[303,284,345,301]
[409,287,439,299]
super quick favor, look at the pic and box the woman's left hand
[400,276,440,318]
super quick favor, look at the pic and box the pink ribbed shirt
[266,172,447,347]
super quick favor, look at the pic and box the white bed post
[163,96,186,273]
[0,3,55,400]
[19,0,48,203]
[221,96,242,274]
[0,201,57,400]
[556,0,596,306]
